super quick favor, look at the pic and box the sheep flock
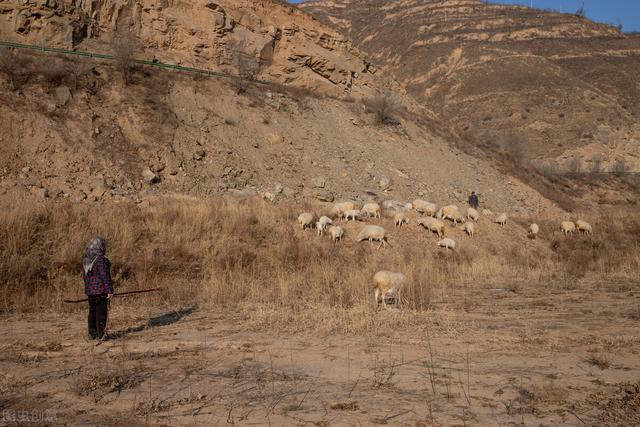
[297,198,594,310]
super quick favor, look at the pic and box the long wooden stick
[63,288,162,304]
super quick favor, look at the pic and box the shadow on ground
[109,306,196,339]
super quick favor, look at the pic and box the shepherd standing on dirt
[82,236,113,340]
[468,191,479,209]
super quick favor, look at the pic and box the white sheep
[298,212,315,230]
[467,207,479,222]
[437,238,456,250]
[413,199,437,216]
[495,213,507,226]
[438,205,465,224]
[316,215,333,236]
[328,225,344,243]
[482,209,493,217]
[343,209,361,221]
[362,203,381,218]
[576,220,592,234]
[561,221,575,234]
[463,222,474,237]
[331,201,356,219]
[529,223,539,238]
[372,271,406,309]
[417,217,445,237]
[394,211,408,228]
[356,225,388,249]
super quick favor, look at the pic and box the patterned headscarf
[83,236,106,275]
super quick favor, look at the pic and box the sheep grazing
[467,207,479,222]
[362,203,381,218]
[394,211,408,228]
[356,225,388,249]
[372,271,406,309]
[529,223,539,238]
[298,212,315,230]
[495,213,507,226]
[437,205,465,224]
[561,221,576,234]
[437,238,456,250]
[328,225,344,243]
[417,217,445,237]
[463,222,474,237]
[315,215,333,236]
[576,220,592,234]
[343,209,361,221]
[482,209,493,217]
[331,201,356,219]
[413,199,437,217]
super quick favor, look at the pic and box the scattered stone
[94,128,100,135]
[193,149,207,161]
[274,183,283,194]
[313,190,334,202]
[311,176,326,188]
[21,166,31,174]
[142,168,160,184]
[418,191,424,197]
[262,192,277,203]
[54,86,71,106]
[378,175,392,190]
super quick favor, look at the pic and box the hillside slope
[301,0,640,180]
[0,0,559,215]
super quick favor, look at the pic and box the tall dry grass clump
[2,196,640,331]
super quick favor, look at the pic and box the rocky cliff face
[0,0,379,95]
[301,0,640,176]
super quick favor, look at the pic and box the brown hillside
[0,0,560,214]
[301,0,640,202]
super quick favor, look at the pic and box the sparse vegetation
[229,38,261,94]
[503,132,527,164]
[110,27,139,85]
[365,92,401,126]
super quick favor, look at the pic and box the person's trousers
[87,294,109,339]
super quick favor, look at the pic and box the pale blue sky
[291,0,640,32]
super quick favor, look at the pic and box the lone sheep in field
[529,223,539,238]
[316,216,333,236]
[576,220,592,234]
[298,212,315,230]
[417,217,445,237]
[413,199,437,216]
[328,225,344,243]
[394,211,408,228]
[467,207,479,222]
[362,203,381,218]
[437,238,456,250]
[463,222,474,237]
[495,213,507,226]
[372,271,406,309]
[343,209,361,221]
[561,221,575,234]
[356,225,388,249]
[331,201,356,219]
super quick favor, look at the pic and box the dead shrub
[611,158,631,177]
[365,92,401,125]
[503,132,527,164]
[110,27,140,85]
[229,38,260,94]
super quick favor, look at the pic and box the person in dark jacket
[82,236,113,340]
[468,192,479,209]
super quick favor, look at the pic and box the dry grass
[1,197,640,332]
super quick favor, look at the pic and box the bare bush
[0,50,33,90]
[565,156,582,175]
[590,154,604,175]
[229,39,260,94]
[366,92,401,125]
[611,158,631,176]
[111,28,139,85]
[503,132,527,164]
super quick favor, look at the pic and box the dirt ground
[2,278,640,426]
